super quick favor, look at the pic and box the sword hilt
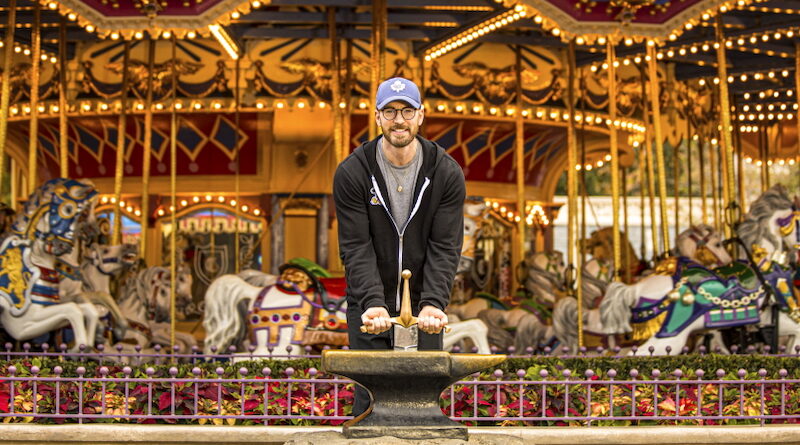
[359,269,450,333]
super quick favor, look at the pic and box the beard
[381,123,417,148]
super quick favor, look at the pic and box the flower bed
[1,355,799,426]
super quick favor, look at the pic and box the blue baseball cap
[376,77,422,110]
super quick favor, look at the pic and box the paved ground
[1,424,799,444]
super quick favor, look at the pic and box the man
[333,77,466,416]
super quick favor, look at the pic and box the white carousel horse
[0,178,98,352]
[204,264,491,357]
[448,251,565,353]
[116,264,197,352]
[599,185,800,355]
[58,242,138,343]
[553,224,734,354]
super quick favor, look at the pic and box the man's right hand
[361,307,392,334]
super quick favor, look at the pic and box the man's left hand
[418,305,448,334]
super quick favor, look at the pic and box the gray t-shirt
[376,137,423,230]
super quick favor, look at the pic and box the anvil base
[321,350,506,440]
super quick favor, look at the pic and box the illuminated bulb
[174,102,183,110]
[86,25,95,32]
[241,205,249,212]
[254,209,261,216]
[455,104,463,112]
[187,31,196,39]
[205,195,212,201]
[134,31,143,39]
[157,209,165,216]
[68,13,76,20]
[180,200,188,207]
[218,196,225,203]
[162,31,172,39]
[193,103,202,110]
[214,102,222,109]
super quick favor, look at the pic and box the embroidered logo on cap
[390,80,405,92]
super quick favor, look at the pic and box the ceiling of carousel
[1,0,799,196]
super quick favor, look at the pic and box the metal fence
[2,346,799,426]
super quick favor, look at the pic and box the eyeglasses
[380,107,418,121]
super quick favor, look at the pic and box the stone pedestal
[321,350,506,440]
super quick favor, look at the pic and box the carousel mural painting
[0,0,798,441]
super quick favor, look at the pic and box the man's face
[375,100,425,149]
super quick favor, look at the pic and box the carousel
[0,0,798,438]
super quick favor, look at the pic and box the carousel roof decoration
[1,0,799,175]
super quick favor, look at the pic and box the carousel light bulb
[745,156,752,163]
[634,56,642,64]
[174,102,182,110]
[679,48,686,56]
[252,0,261,7]
[218,196,225,203]
[134,31,143,39]
[194,103,202,110]
[576,37,585,45]
[101,196,109,204]
[48,1,57,8]
[110,197,117,204]
[157,209,165,216]
[521,109,530,117]
[180,200,188,207]
[500,206,507,213]
[598,36,606,45]
[740,74,747,81]
[575,165,582,171]
[23,48,30,56]
[455,104,464,112]
[169,206,175,212]
[604,154,612,161]
[241,205,249,212]
[134,210,141,216]
[699,79,706,86]
[193,196,200,203]
[702,44,710,51]
[126,206,133,212]
[205,194,212,201]
[254,209,261,216]
[213,102,222,109]
[727,76,734,83]
[163,31,172,39]
[68,13,76,20]
[779,159,786,165]
[788,90,794,97]
[187,31,196,39]
[596,160,603,167]
[585,164,593,171]
[789,159,796,165]
[86,25,95,33]
[50,56,57,63]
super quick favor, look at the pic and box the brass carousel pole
[607,40,622,279]
[639,66,659,258]
[343,41,353,161]
[169,37,178,350]
[566,40,579,299]
[796,44,800,157]
[578,67,587,349]
[734,115,745,212]
[328,8,343,164]
[0,0,17,196]
[514,45,526,272]
[710,132,720,231]
[714,15,736,235]
[369,0,386,139]
[111,42,131,246]
[699,127,708,225]
[58,17,68,177]
[26,1,41,195]
[638,146,646,259]
[646,42,670,254]
[140,38,155,260]
[687,119,693,227]
[622,169,630,282]
[234,54,241,273]
[673,133,680,243]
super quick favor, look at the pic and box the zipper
[371,175,431,310]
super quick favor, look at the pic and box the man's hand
[361,307,392,334]
[418,305,448,334]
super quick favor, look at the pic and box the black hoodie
[333,135,465,314]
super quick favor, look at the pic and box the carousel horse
[553,224,734,354]
[0,178,98,352]
[599,185,800,355]
[447,251,565,353]
[581,227,648,283]
[57,239,139,344]
[116,263,197,352]
[204,259,491,357]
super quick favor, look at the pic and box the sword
[360,269,450,351]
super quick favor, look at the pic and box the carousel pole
[566,40,579,297]
[699,127,708,225]
[796,44,800,157]
[514,45,526,271]
[26,1,41,195]
[714,15,736,236]
[369,0,386,139]
[710,133,720,231]
[58,17,68,177]
[342,41,353,160]
[578,68,587,349]
[638,146,646,259]
[646,42,671,254]
[687,119,693,227]
[111,42,131,246]
[762,124,770,189]
[732,95,746,213]
[0,0,17,196]
[169,37,178,350]
[673,131,680,243]
[234,56,241,273]
[607,40,622,280]
[639,65,659,258]
[328,8,343,164]
[140,38,155,260]
[622,169,630,282]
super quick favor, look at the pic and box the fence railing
[2,359,799,426]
